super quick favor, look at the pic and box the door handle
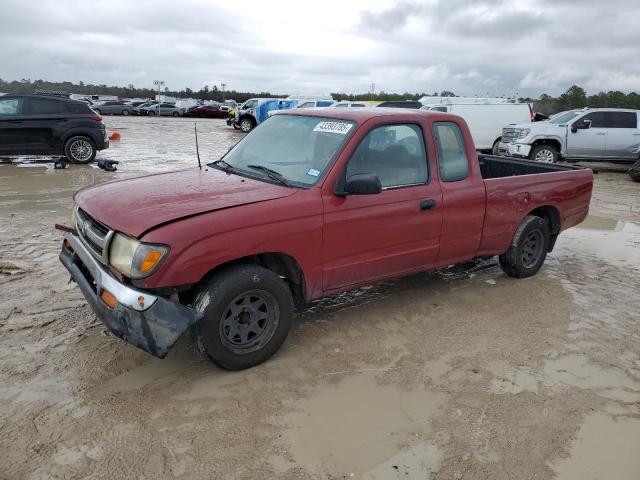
[420,199,436,210]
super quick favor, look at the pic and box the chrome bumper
[59,232,203,358]
[499,142,531,158]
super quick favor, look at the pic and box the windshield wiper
[247,164,291,187]
[210,159,236,173]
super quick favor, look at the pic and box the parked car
[232,98,279,132]
[0,93,108,163]
[59,108,592,370]
[423,102,533,153]
[332,101,381,108]
[134,102,157,115]
[127,101,148,109]
[295,99,335,108]
[91,101,135,116]
[499,108,640,163]
[184,104,229,118]
[142,103,182,117]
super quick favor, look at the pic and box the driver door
[321,123,443,291]
[566,112,607,157]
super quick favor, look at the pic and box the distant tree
[440,90,456,97]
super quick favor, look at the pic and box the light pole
[221,83,226,102]
[153,80,165,116]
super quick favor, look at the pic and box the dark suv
[0,94,109,163]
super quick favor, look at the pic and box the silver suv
[499,108,640,163]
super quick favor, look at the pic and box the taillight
[89,114,102,122]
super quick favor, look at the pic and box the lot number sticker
[313,121,353,135]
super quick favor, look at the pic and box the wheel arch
[527,205,561,252]
[530,138,563,157]
[182,252,307,305]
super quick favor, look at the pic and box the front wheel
[492,139,501,156]
[239,118,255,133]
[122,110,130,116]
[172,111,179,117]
[192,264,293,370]
[530,144,558,163]
[64,136,97,164]
[499,215,550,278]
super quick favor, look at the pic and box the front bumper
[498,142,531,158]
[59,232,203,358]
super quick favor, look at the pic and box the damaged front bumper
[59,232,203,358]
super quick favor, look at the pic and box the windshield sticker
[307,168,321,177]
[313,121,353,135]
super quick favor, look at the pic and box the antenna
[194,123,202,169]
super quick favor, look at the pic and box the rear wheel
[499,215,549,278]
[530,144,558,163]
[172,111,179,117]
[122,110,129,116]
[64,136,97,164]
[192,264,293,370]
[628,159,640,182]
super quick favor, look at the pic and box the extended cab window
[346,124,428,188]
[0,98,23,115]
[606,112,637,128]
[433,122,468,182]
[29,98,63,114]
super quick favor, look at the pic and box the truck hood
[511,122,568,136]
[75,168,294,237]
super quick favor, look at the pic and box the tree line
[2,79,640,114]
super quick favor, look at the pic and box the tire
[122,109,129,116]
[239,117,255,133]
[499,215,550,278]
[172,111,179,117]
[628,159,640,182]
[64,136,97,164]
[192,264,294,370]
[148,110,156,116]
[529,144,558,163]
[492,139,501,156]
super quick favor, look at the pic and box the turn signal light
[100,289,118,309]
[140,250,164,273]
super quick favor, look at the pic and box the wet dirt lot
[1,117,639,480]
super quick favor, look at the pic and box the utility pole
[370,83,375,101]
[221,83,226,102]
[153,80,165,116]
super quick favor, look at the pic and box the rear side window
[606,111,637,128]
[346,124,428,188]
[29,98,63,114]
[0,98,23,115]
[64,102,88,114]
[581,112,606,128]
[433,122,469,182]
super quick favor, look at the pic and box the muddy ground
[1,117,639,479]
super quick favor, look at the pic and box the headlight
[517,128,531,138]
[109,233,169,279]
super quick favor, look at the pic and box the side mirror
[571,118,591,133]
[342,174,382,195]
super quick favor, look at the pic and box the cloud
[1,0,639,97]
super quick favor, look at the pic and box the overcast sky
[2,0,639,97]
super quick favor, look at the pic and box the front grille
[76,208,113,264]
[501,128,519,144]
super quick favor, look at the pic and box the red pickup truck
[59,109,593,370]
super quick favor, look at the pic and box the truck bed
[478,154,584,179]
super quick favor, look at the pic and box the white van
[423,103,533,153]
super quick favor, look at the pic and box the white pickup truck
[499,108,640,163]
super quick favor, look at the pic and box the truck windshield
[216,115,355,187]
[549,111,580,124]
